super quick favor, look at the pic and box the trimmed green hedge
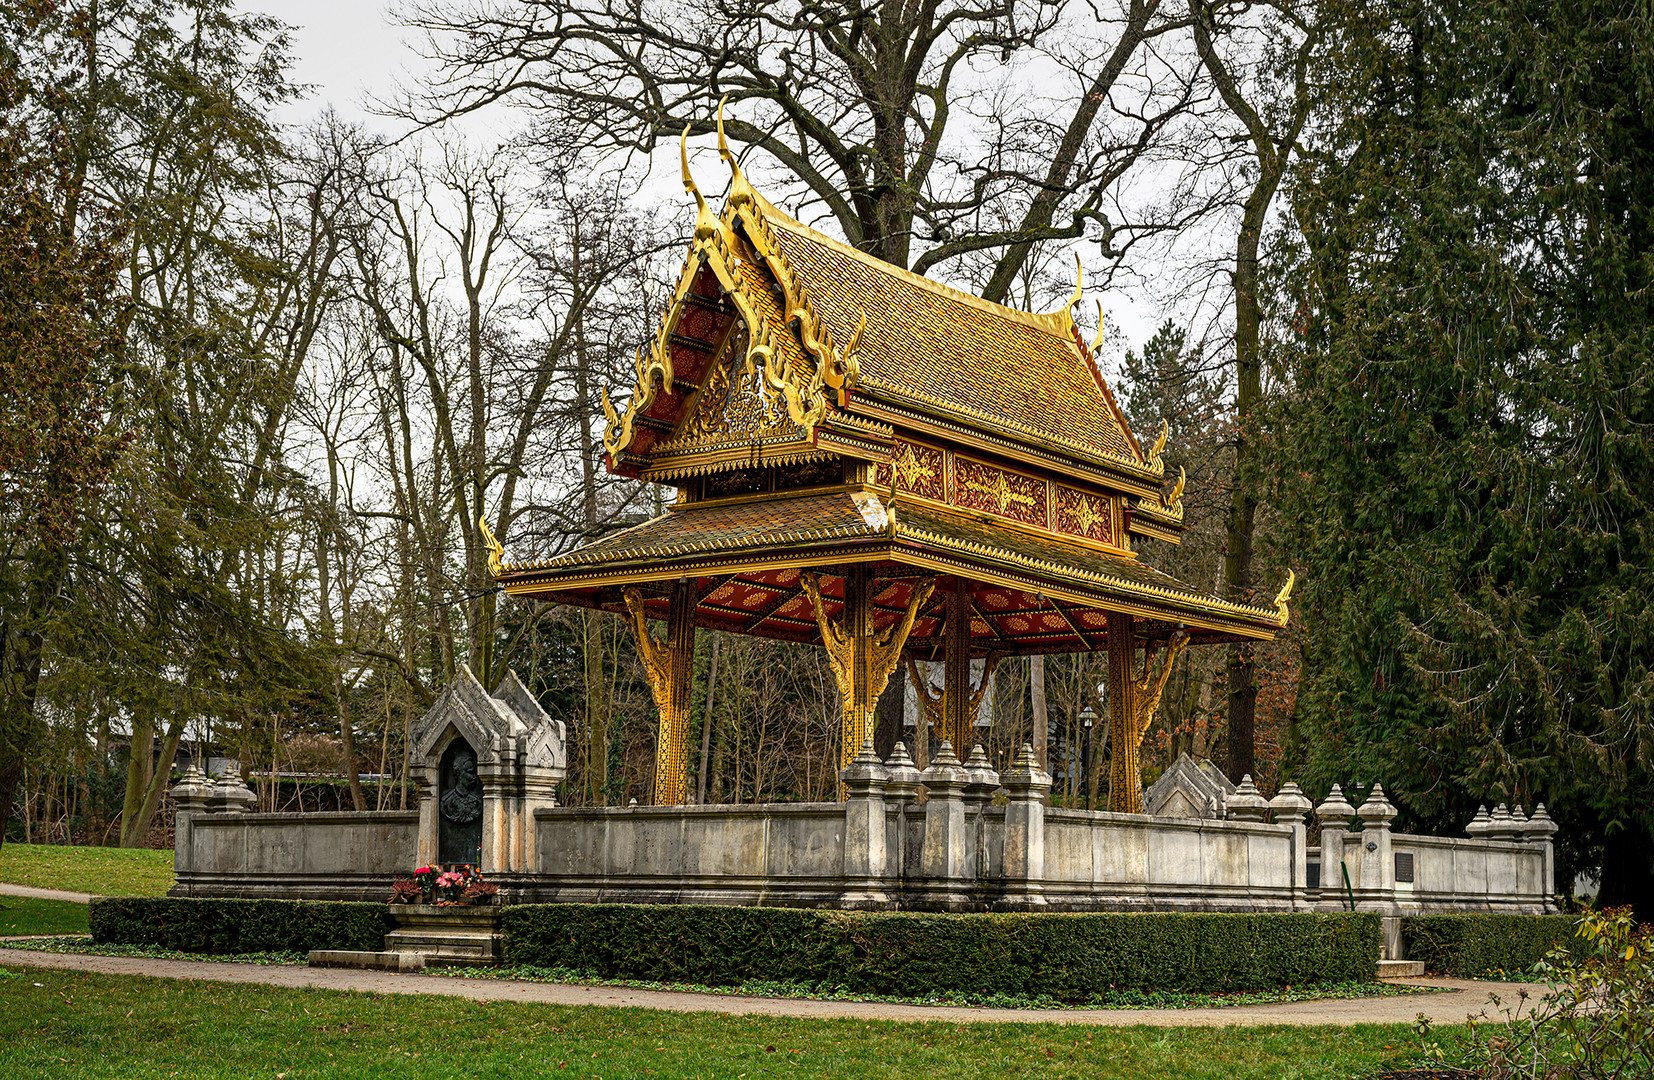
[1400,914,1575,977]
[90,897,391,954]
[502,905,1380,999]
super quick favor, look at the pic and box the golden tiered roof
[493,111,1288,651]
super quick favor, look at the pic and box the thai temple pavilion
[489,110,1292,812]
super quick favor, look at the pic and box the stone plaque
[438,737,483,865]
[1395,851,1415,883]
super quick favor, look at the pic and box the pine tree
[1277,0,1654,915]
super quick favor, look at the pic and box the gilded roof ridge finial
[1273,568,1296,626]
[716,96,757,209]
[1167,466,1186,513]
[680,124,719,243]
[1147,419,1169,475]
[1090,298,1107,356]
[1044,252,1083,326]
[479,515,505,578]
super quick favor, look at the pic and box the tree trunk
[120,713,185,848]
[0,627,45,854]
[696,635,720,804]
[1223,187,1268,785]
[1029,654,1049,770]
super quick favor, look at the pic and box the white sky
[272,0,1168,355]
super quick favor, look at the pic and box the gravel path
[0,948,1543,1027]
[0,884,93,903]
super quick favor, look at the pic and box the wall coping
[1390,834,1538,853]
[534,802,847,821]
[192,811,420,827]
[1044,809,1294,836]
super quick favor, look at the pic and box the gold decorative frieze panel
[952,456,1048,528]
[874,440,946,502]
[1054,485,1115,545]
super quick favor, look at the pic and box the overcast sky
[273,0,1167,354]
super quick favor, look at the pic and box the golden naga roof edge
[495,502,1284,631]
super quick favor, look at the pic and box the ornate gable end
[411,664,523,767]
[651,328,811,459]
[1143,752,1236,819]
[492,670,567,774]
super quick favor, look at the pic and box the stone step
[384,930,500,958]
[1377,959,1426,979]
[309,950,425,972]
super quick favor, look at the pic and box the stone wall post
[1354,783,1398,907]
[414,766,438,869]
[961,744,999,882]
[999,744,1051,910]
[169,766,214,882]
[1523,803,1559,908]
[919,741,969,907]
[1314,785,1357,910]
[205,770,256,815]
[840,740,892,907]
[1269,782,1314,910]
[1226,775,1269,822]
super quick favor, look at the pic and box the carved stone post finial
[1227,775,1269,822]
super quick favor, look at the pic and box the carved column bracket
[803,568,935,796]
[626,581,698,806]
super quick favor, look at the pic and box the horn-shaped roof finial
[1042,253,1084,331]
[718,96,758,208]
[1147,418,1169,473]
[1090,297,1107,355]
[680,123,718,241]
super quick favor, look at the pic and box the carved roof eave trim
[846,385,1164,498]
[497,519,1282,638]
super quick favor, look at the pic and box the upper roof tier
[762,209,1142,466]
[599,116,1185,532]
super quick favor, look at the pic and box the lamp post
[1080,705,1096,810]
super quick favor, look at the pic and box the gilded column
[1106,612,1188,814]
[626,580,697,806]
[942,580,973,751]
[1106,612,1140,812]
[908,579,996,758]
[804,568,935,795]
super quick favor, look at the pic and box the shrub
[501,906,1379,999]
[1401,914,1575,977]
[89,897,391,954]
[1415,908,1654,1080]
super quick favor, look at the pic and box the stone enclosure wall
[171,740,1557,918]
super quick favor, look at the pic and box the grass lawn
[0,899,90,937]
[0,843,173,897]
[0,966,1459,1080]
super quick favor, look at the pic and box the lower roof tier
[495,491,1285,653]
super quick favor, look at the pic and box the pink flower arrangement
[389,864,495,906]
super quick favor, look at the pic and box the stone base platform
[1376,959,1427,979]
[308,904,503,970]
[383,904,502,967]
[308,949,426,972]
